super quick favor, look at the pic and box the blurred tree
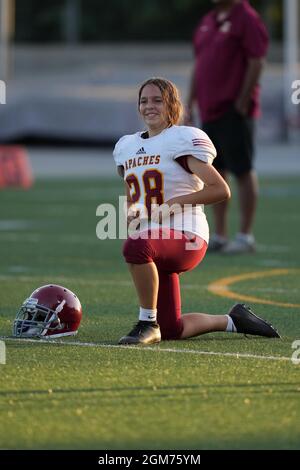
[15,0,283,43]
[15,0,63,42]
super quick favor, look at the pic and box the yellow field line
[207,268,300,308]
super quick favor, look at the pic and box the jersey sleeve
[173,126,216,165]
[112,135,128,167]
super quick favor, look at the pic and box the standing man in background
[186,0,269,253]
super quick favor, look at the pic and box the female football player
[113,77,279,344]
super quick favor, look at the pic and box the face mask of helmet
[13,298,64,337]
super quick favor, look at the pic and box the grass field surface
[0,176,299,450]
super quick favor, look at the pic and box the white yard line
[0,336,291,362]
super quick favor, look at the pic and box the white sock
[139,307,157,322]
[225,314,237,333]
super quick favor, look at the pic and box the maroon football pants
[123,229,207,339]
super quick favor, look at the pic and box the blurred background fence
[0,0,299,145]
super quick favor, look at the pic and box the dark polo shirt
[193,0,268,123]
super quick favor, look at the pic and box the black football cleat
[118,321,161,345]
[229,303,280,338]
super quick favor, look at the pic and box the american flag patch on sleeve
[192,138,215,151]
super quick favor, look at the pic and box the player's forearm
[167,184,231,208]
[236,58,264,111]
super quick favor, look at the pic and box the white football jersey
[113,125,216,242]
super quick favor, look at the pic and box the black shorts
[202,107,255,176]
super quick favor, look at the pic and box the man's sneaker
[118,321,161,345]
[222,233,255,254]
[208,234,228,252]
[229,303,280,338]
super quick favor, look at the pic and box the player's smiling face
[139,84,169,137]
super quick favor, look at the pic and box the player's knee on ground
[123,236,154,264]
[159,318,184,341]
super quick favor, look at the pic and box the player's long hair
[138,77,184,127]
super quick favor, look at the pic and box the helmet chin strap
[26,326,41,336]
